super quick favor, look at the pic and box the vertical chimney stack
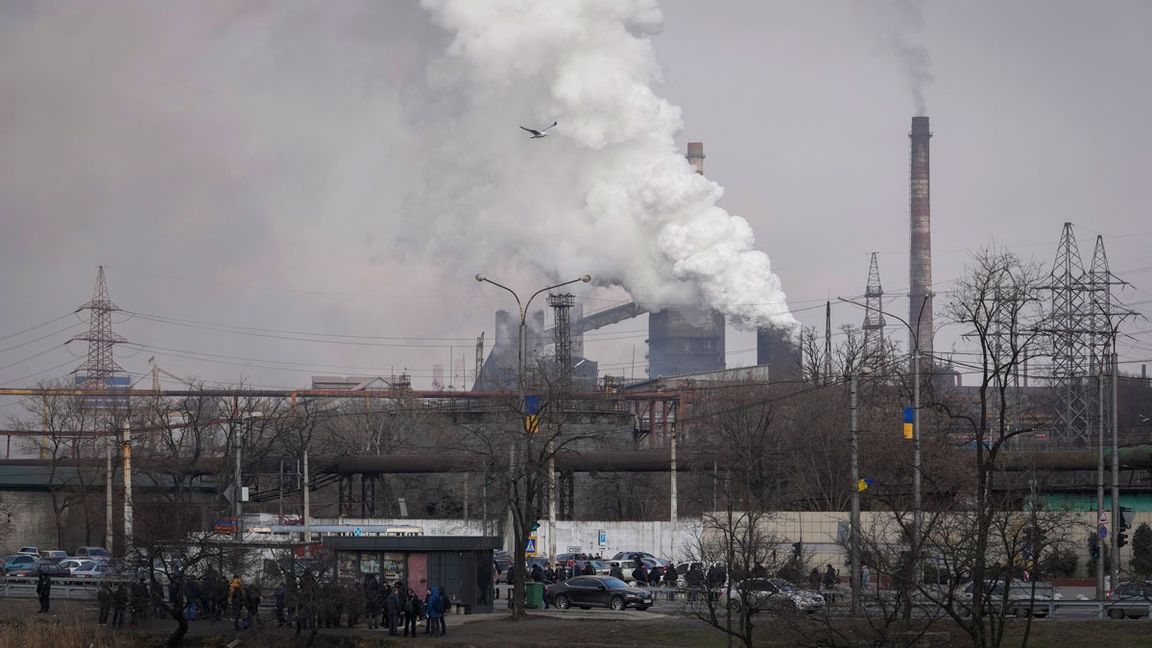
[909,116,934,364]
[686,141,705,175]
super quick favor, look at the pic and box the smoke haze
[893,0,934,115]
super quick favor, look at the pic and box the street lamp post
[839,296,929,571]
[849,365,872,616]
[476,273,591,567]
[233,410,263,541]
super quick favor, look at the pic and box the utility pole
[303,448,312,543]
[122,419,133,556]
[233,417,242,541]
[1111,349,1120,588]
[105,436,113,554]
[849,367,869,615]
[1096,367,1105,599]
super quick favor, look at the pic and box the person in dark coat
[385,586,401,635]
[231,582,246,630]
[97,581,113,624]
[808,567,822,590]
[273,583,287,626]
[751,561,767,578]
[633,564,649,586]
[686,564,705,601]
[664,565,679,586]
[403,587,421,636]
[130,579,148,627]
[822,564,838,589]
[544,564,556,583]
[363,575,381,629]
[609,563,624,580]
[35,572,52,613]
[531,563,544,583]
[556,564,569,582]
[245,586,261,629]
[112,583,129,627]
[706,564,720,589]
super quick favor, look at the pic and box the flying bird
[520,121,557,139]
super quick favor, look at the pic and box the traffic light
[1089,533,1100,560]
[792,542,803,560]
[1118,531,1129,549]
[531,521,541,532]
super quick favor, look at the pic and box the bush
[1130,523,1152,579]
[1038,546,1079,579]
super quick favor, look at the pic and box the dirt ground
[3,598,1152,647]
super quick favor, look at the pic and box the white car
[16,546,39,557]
[57,558,97,575]
[720,578,825,614]
[71,562,109,579]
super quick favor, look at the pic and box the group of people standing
[84,568,450,637]
[95,579,160,627]
[357,575,447,636]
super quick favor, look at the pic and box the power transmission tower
[1048,223,1093,444]
[862,252,886,366]
[70,266,127,388]
[1088,236,1113,372]
[549,293,575,391]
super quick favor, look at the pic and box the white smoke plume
[411,0,796,330]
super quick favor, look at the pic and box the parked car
[16,547,39,557]
[42,550,68,561]
[611,551,669,568]
[571,560,611,576]
[73,561,112,579]
[720,578,825,614]
[960,580,1052,618]
[2,554,38,576]
[1105,581,1152,619]
[673,561,707,588]
[544,575,654,611]
[36,560,70,577]
[57,558,96,575]
[493,550,512,574]
[75,546,110,559]
[605,557,667,583]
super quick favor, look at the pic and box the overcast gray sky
[2,0,1151,394]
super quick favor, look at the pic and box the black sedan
[545,575,654,611]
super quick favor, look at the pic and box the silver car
[720,578,825,614]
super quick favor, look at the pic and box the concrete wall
[0,491,59,552]
[322,510,1152,578]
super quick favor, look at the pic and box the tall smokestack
[648,141,725,378]
[686,142,705,175]
[909,116,933,365]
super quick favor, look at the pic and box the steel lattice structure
[862,252,886,365]
[1048,223,1098,444]
[70,266,127,388]
[548,293,575,389]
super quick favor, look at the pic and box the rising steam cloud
[412,0,796,330]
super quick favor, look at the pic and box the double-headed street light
[839,295,930,577]
[475,273,591,565]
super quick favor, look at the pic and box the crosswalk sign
[525,535,538,556]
